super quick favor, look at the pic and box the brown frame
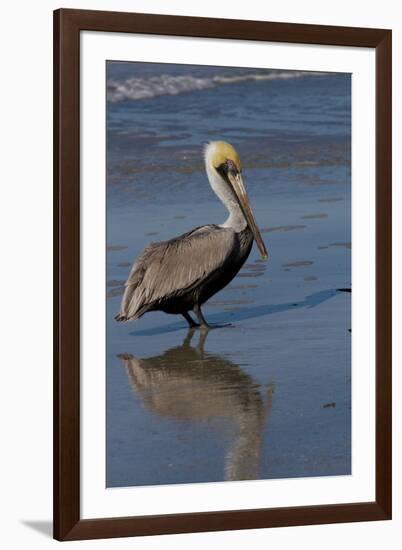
[54,8,392,541]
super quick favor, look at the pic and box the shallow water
[106,62,351,487]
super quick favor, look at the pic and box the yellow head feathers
[204,141,242,172]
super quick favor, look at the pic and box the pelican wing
[116,225,236,320]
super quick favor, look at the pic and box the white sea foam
[107,71,324,103]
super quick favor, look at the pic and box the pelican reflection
[118,330,274,481]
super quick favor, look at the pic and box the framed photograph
[54,8,392,541]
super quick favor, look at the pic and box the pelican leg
[193,304,211,330]
[194,304,232,330]
[182,311,200,328]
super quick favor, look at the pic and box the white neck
[205,163,247,232]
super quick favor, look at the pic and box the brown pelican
[115,141,268,329]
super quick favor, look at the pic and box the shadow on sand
[129,288,340,337]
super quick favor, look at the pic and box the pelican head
[204,141,268,260]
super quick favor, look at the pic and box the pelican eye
[227,159,239,174]
[216,159,239,179]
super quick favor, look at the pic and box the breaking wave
[107,71,323,103]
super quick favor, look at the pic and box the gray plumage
[115,224,252,322]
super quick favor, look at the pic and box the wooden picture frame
[53,8,392,541]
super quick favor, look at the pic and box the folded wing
[115,225,236,321]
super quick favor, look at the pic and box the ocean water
[106,62,351,488]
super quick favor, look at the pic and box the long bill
[228,172,268,260]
